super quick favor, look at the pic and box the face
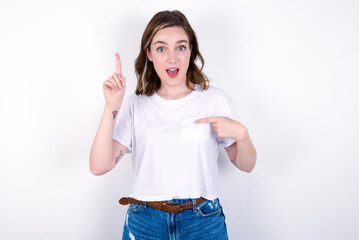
[146,26,192,89]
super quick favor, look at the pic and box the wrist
[104,103,122,121]
[234,125,249,142]
[105,101,122,111]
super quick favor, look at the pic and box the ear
[146,47,153,62]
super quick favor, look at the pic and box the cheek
[152,56,166,68]
[183,51,191,61]
[180,54,191,67]
[151,57,166,77]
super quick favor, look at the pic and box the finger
[194,117,218,124]
[119,76,126,89]
[108,77,120,91]
[112,73,122,90]
[105,78,117,89]
[104,79,116,90]
[115,53,122,76]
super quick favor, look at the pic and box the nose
[167,50,177,64]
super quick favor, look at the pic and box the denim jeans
[122,198,228,240]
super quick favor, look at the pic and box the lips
[166,68,179,78]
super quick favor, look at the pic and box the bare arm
[224,127,257,173]
[195,117,257,173]
[89,53,127,175]
[89,104,128,175]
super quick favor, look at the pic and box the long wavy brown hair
[135,10,209,96]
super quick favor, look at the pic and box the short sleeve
[113,95,134,153]
[216,95,240,148]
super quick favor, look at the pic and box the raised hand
[103,53,126,108]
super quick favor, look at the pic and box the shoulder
[207,85,229,95]
[198,85,233,103]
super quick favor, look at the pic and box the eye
[178,46,186,51]
[157,47,165,53]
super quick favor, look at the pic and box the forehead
[152,26,189,44]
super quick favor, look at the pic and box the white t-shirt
[113,84,240,201]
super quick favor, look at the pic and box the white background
[1,0,358,239]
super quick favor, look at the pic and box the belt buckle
[174,202,184,214]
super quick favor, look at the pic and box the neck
[156,82,195,100]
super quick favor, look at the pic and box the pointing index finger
[115,53,122,76]
[194,117,217,124]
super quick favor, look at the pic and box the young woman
[90,10,256,240]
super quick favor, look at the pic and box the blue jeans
[122,198,228,240]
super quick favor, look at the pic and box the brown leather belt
[119,197,206,214]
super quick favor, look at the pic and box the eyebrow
[154,40,188,45]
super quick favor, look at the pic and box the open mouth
[166,68,179,78]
